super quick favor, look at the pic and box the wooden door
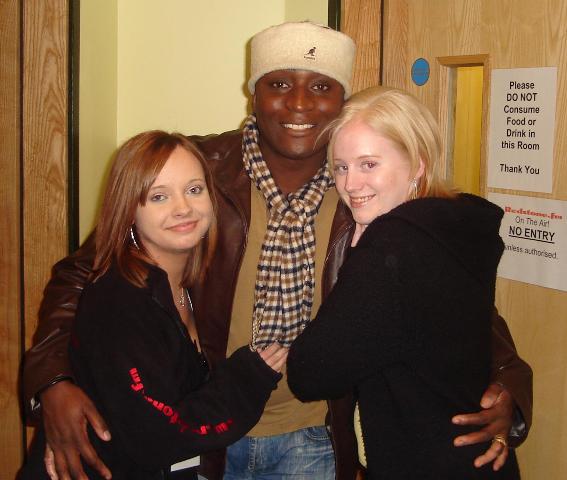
[1,0,24,474]
[0,0,70,475]
[379,1,567,478]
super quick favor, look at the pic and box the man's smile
[282,123,315,130]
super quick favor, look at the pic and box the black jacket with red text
[25,263,280,479]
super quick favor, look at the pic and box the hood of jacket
[366,193,504,286]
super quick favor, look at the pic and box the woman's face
[134,146,213,262]
[333,120,421,226]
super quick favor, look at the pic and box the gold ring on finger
[492,434,508,448]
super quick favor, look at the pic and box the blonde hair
[93,131,218,288]
[327,86,456,199]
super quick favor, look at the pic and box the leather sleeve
[22,233,96,423]
[490,307,533,446]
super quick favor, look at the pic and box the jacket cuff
[491,359,533,447]
[508,407,527,445]
[23,328,75,424]
[31,374,75,415]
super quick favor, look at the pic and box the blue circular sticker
[411,58,430,86]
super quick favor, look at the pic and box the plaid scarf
[242,115,334,349]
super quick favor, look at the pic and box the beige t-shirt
[226,183,339,436]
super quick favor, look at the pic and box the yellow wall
[116,0,284,143]
[79,0,328,241]
[285,0,328,24]
[79,0,117,241]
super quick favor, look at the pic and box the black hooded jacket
[288,194,520,480]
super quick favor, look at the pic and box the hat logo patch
[304,46,316,60]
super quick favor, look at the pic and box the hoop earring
[410,178,418,200]
[130,225,140,250]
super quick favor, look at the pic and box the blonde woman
[288,88,521,479]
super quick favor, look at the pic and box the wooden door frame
[437,54,490,191]
[0,0,24,473]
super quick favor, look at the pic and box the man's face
[253,69,345,162]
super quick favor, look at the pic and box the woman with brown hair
[23,131,286,479]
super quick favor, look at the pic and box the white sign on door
[487,67,557,193]
[488,192,567,292]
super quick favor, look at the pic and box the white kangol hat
[248,21,356,99]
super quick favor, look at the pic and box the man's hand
[41,381,112,479]
[452,383,513,471]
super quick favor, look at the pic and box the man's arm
[23,233,111,479]
[489,308,533,438]
[23,233,96,420]
[453,308,533,470]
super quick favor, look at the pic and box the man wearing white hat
[24,21,531,480]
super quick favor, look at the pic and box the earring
[130,225,140,250]
[410,179,418,200]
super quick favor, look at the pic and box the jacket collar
[330,198,354,242]
[211,132,252,228]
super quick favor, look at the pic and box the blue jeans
[223,426,335,479]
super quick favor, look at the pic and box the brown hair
[327,86,456,199]
[93,130,218,288]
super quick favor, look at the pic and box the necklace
[178,287,193,310]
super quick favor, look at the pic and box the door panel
[381,1,567,478]
[341,0,382,92]
[453,65,483,195]
[23,0,70,349]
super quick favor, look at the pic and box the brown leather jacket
[24,130,533,480]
